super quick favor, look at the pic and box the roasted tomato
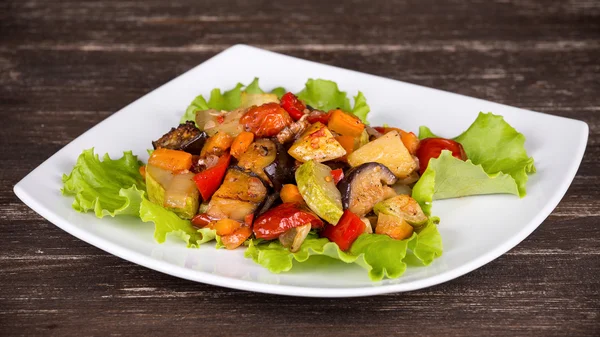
[240,103,293,137]
[280,92,307,121]
[416,138,467,174]
[253,202,323,240]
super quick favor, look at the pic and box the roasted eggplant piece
[237,138,277,185]
[152,121,208,154]
[206,168,267,221]
[264,141,295,191]
[338,162,398,217]
[256,191,281,216]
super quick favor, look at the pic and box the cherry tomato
[280,92,307,121]
[416,138,467,175]
[240,103,293,137]
[253,203,324,240]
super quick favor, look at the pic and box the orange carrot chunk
[148,148,192,172]
[327,109,365,138]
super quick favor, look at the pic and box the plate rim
[13,44,590,297]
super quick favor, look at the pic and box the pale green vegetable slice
[295,160,344,224]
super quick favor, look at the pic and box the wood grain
[1,0,599,336]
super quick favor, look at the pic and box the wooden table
[2,1,598,335]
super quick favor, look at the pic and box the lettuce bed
[61,78,534,281]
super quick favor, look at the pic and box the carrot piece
[213,218,242,236]
[139,165,146,179]
[148,148,192,172]
[200,131,234,157]
[399,130,420,155]
[230,131,255,159]
[221,226,253,250]
[378,127,420,155]
[280,184,305,204]
[335,135,355,160]
[327,109,365,138]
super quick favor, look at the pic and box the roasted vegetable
[237,138,277,184]
[221,226,253,250]
[321,210,366,251]
[146,165,199,219]
[240,92,279,109]
[256,191,281,216]
[280,184,304,204]
[348,130,417,178]
[206,169,267,221]
[230,131,255,159]
[288,122,346,163]
[200,131,234,157]
[193,153,231,200]
[253,203,323,240]
[148,148,193,172]
[152,121,208,154]
[327,109,365,138]
[373,195,428,226]
[195,108,246,137]
[295,160,344,224]
[375,213,414,240]
[278,223,311,252]
[240,103,293,137]
[338,162,398,216]
[263,141,295,190]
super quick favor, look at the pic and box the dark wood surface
[1,1,599,336]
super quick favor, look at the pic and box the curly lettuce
[183,78,371,124]
[413,112,535,214]
[62,149,217,248]
[245,219,442,281]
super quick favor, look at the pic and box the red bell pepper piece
[320,210,366,251]
[253,203,324,240]
[306,111,331,124]
[330,168,344,185]
[280,92,307,121]
[191,213,218,228]
[192,153,231,200]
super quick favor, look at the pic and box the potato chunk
[347,131,417,178]
[288,122,346,163]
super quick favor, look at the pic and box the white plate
[14,45,588,297]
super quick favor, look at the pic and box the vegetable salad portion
[62,79,535,281]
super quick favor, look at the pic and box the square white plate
[14,45,588,297]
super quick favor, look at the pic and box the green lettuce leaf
[413,112,535,213]
[351,91,370,124]
[62,149,219,248]
[181,79,258,124]
[244,77,264,94]
[270,87,286,99]
[183,78,371,124]
[61,149,145,217]
[412,151,521,214]
[296,79,371,123]
[139,198,215,248]
[297,79,352,112]
[245,219,442,281]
